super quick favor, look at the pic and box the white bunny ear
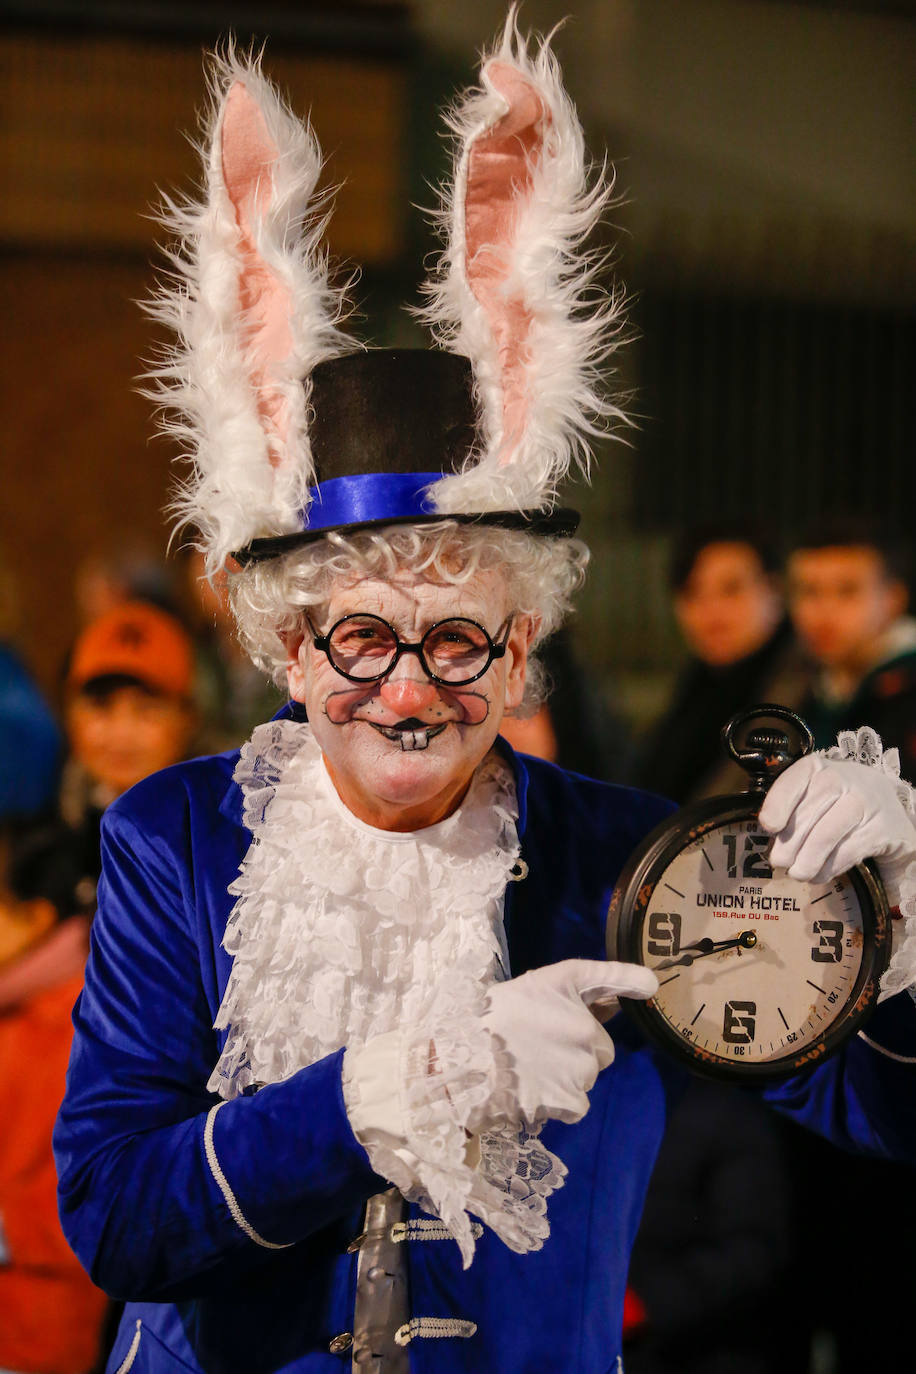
[419,11,625,516]
[145,47,354,575]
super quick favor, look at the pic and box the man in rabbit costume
[55,16,916,1374]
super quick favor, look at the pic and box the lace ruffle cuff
[342,1007,566,1269]
[825,727,916,1002]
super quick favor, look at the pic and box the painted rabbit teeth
[372,722,448,751]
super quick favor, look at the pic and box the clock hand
[653,930,758,971]
[683,931,758,955]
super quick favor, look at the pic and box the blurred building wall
[0,15,410,694]
[2,1,912,733]
[418,0,915,303]
[414,0,914,725]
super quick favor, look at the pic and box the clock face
[613,807,890,1080]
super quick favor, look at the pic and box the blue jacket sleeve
[761,992,916,1161]
[54,794,384,1303]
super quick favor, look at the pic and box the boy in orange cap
[0,602,197,1374]
[10,601,197,929]
[64,600,197,805]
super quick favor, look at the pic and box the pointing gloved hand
[343,958,656,1144]
[341,957,657,1266]
[472,958,659,1128]
[759,753,916,903]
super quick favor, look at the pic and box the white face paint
[287,568,533,831]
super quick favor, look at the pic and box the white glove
[759,754,916,901]
[475,958,659,1128]
[342,958,657,1266]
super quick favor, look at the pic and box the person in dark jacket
[788,516,916,778]
[623,1078,807,1374]
[785,514,916,1372]
[498,627,632,782]
[0,644,61,827]
[631,522,807,803]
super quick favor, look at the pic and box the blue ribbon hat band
[231,470,580,565]
[297,472,442,532]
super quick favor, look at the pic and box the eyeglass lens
[326,615,495,683]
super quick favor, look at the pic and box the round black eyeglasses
[305,613,514,686]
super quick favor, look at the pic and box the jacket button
[328,1332,354,1354]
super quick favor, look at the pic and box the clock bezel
[608,793,892,1082]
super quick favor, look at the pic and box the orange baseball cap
[68,601,194,698]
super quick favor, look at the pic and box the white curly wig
[228,521,588,713]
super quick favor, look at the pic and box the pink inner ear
[221,82,294,462]
[464,62,550,463]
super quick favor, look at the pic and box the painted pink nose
[378,677,441,715]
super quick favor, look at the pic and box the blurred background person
[630,522,806,802]
[498,626,632,782]
[781,514,916,1373]
[73,537,180,628]
[0,641,61,829]
[182,547,286,754]
[622,524,816,1371]
[0,563,61,829]
[9,601,197,950]
[0,885,109,1374]
[622,1078,807,1374]
[787,516,915,778]
[499,618,809,1374]
[0,601,195,1374]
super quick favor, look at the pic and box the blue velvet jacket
[54,727,916,1373]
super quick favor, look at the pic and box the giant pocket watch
[607,706,891,1081]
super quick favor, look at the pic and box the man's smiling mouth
[369,718,449,752]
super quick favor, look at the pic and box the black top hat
[233,351,579,565]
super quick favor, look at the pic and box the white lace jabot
[209,719,566,1264]
[209,719,519,1096]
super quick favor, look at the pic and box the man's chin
[321,721,499,829]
